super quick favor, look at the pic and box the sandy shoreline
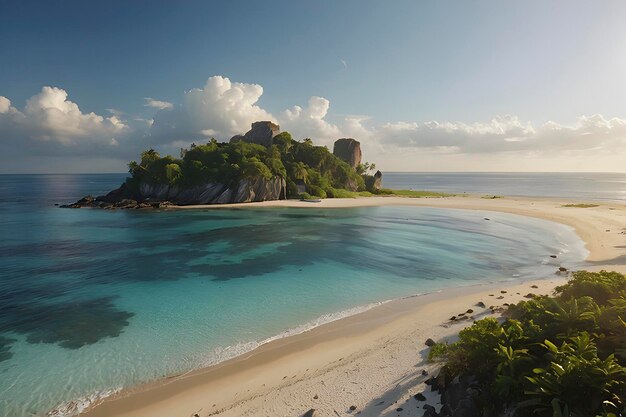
[81,196,626,417]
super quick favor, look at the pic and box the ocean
[0,173,594,416]
[383,172,626,202]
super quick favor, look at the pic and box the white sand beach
[82,196,626,417]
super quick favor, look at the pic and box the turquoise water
[0,175,588,416]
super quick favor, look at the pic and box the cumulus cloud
[0,86,127,150]
[150,75,274,142]
[371,114,626,155]
[281,96,343,143]
[2,75,626,173]
[144,98,173,110]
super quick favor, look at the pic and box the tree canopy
[126,132,367,198]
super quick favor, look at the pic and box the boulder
[425,338,436,347]
[364,170,383,192]
[333,138,362,168]
[231,121,280,147]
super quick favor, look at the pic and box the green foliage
[306,184,327,198]
[165,163,182,185]
[561,203,599,208]
[556,270,626,305]
[428,342,449,362]
[126,131,368,197]
[376,188,454,197]
[430,271,626,417]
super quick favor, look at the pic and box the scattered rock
[484,217,490,221]
[349,405,357,411]
[423,404,438,417]
[558,267,568,272]
[524,293,535,298]
[496,296,504,299]
[500,290,507,294]
[466,309,474,313]
[425,338,436,347]
[396,407,403,412]
[488,294,494,296]
[476,302,486,308]
[550,255,557,258]
[531,285,538,289]
[414,393,427,401]
[313,394,319,399]
[303,409,317,417]
[449,316,456,321]
[421,369,429,376]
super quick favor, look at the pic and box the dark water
[0,174,588,416]
[383,172,626,201]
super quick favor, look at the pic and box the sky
[1,0,626,173]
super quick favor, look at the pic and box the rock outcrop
[62,177,286,209]
[333,138,362,168]
[230,121,280,147]
[364,170,382,191]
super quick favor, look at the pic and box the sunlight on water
[0,174,589,416]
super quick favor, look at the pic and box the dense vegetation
[429,270,626,417]
[125,132,369,198]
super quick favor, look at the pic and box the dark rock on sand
[414,393,427,401]
[423,404,437,417]
[349,405,357,411]
[421,369,429,376]
[550,255,557,258]
[558,266,568,272]
[466,309,474,313]
[303,409,317,417]
[476,301,486,308]
[524,293,536,298]
[425,338,436,347]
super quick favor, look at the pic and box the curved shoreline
[81,196,626,417]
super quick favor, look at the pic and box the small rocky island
[63,121,382,209]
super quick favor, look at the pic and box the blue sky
[1,0,626,172]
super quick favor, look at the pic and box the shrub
[432,271,626,417]
[307,184,327,198]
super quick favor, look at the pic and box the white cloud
[281,96,342,143]
[144,97,173,110]
[150,76,274,142]
[0,86,127,147]
[2,76,626,173]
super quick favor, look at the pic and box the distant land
[63,121,388,209]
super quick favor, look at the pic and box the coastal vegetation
[126,133,368,199]
[562,203,600,208]
[123,131,452,201]
[428,270,626,417]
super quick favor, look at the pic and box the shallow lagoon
[0,175,587,416]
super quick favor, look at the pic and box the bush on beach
[427,270,626,417]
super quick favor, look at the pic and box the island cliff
[63,122,381,208]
